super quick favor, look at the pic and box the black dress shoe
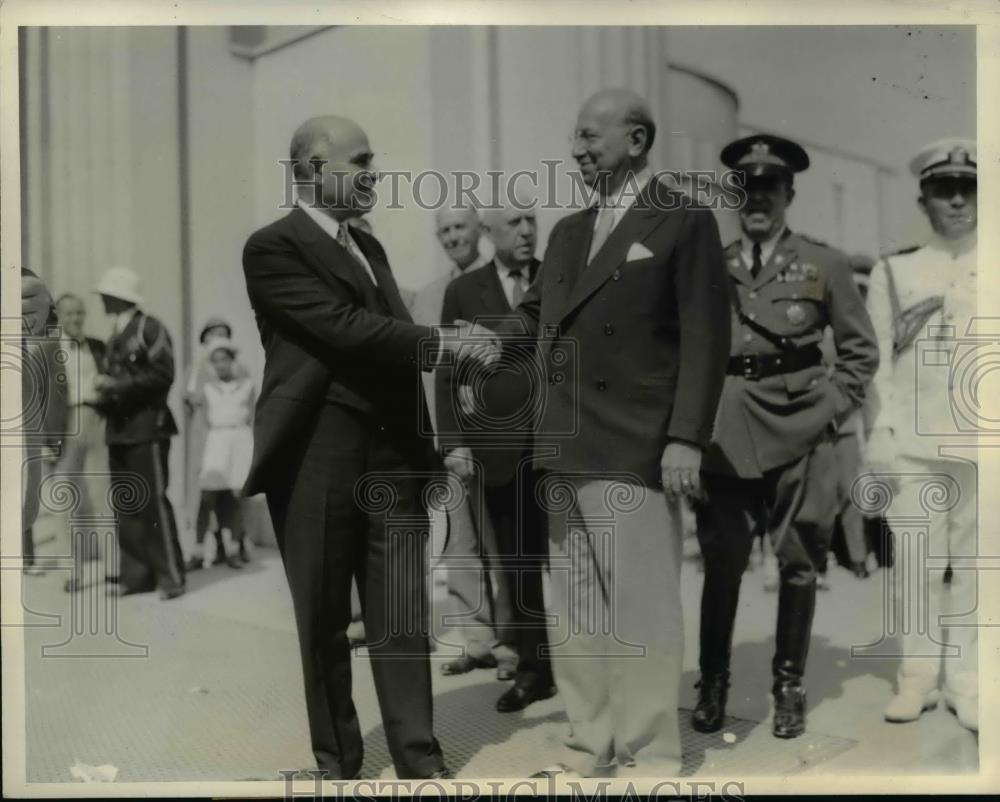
[691,674,729,733]
[772,682,807,738]
[441,653,497,675]
[225,555,245,570]
[185,556,205,572]
[496,679,557,712]
[109,582,156,597]
[159,585,186,601]
[850,562,870,579]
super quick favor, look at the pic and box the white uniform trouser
[887,453,977,696]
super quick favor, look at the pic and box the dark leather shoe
[850,562,870,579]
[225,555,245,570]
[773,682,807,738]
[691,673,729,733]
[496,679,557,713]
[185,556,204,571]
[441,653,497,675]
[159,585,186,601]
[109,582,156,597]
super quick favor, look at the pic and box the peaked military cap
[909,138,976,182]
[720,134,810,178]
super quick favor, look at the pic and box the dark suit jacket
[98,311,179,445]
[512,180,731,486]
[436,258,540,486]
[242,208,438,497]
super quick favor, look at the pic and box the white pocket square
[625,242,654,262]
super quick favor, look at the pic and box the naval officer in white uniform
[866,138,978,732]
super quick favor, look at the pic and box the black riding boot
[692,571,742,733]
[771,579,816,739]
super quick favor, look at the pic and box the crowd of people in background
[19,85,978,781]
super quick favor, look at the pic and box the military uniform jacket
[703,230,878,478]
[866,234,977,460]
[98,310,179,445]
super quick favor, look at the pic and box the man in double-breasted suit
[485,90,730,779]
[436,200,555,714]
[241,115,497,780]
[692,135,878,740]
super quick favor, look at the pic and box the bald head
[435,206,483,271]
[56,293,86,340]
[573,89,656,193]
[483,197,537,269]
[290,115,376,218]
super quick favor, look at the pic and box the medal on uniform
[802,263,818,280]
[786,303,807,325]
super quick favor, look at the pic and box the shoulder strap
[883,258,944,357]
[726,275,798,351]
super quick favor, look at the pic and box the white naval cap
[909,137,976,182]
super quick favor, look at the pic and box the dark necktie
[509,267,525,309]
[751,242,763,278]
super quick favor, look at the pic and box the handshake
[436,318,502,369]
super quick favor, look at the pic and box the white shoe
[943,689,978,732]
[884,685,940,723]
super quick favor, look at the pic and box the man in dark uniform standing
[692,135,878,739]
[93,267,186,600]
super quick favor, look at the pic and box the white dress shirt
[296,199,378,287]
[594,167,654,234]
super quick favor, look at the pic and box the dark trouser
[197,490,245,542]
[695,440,836,685]
[108,439,185,594]
[833,432,868,565]
[264,404,444,780]
[483,467,552,683]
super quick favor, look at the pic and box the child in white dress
[188,338,255,569]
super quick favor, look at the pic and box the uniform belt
[727,345,822,381]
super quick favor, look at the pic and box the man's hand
[443,446,476,480]
[457,384,478,417]
[862,428,898,486]
[439,319,501,368]
[661,440,703,502]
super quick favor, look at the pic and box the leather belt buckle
[741,354,761,381]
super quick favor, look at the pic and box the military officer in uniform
[692,135,879,739]
[93,267,186,600]
[866,139,978,732]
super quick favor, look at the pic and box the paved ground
[14,543,978,786]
